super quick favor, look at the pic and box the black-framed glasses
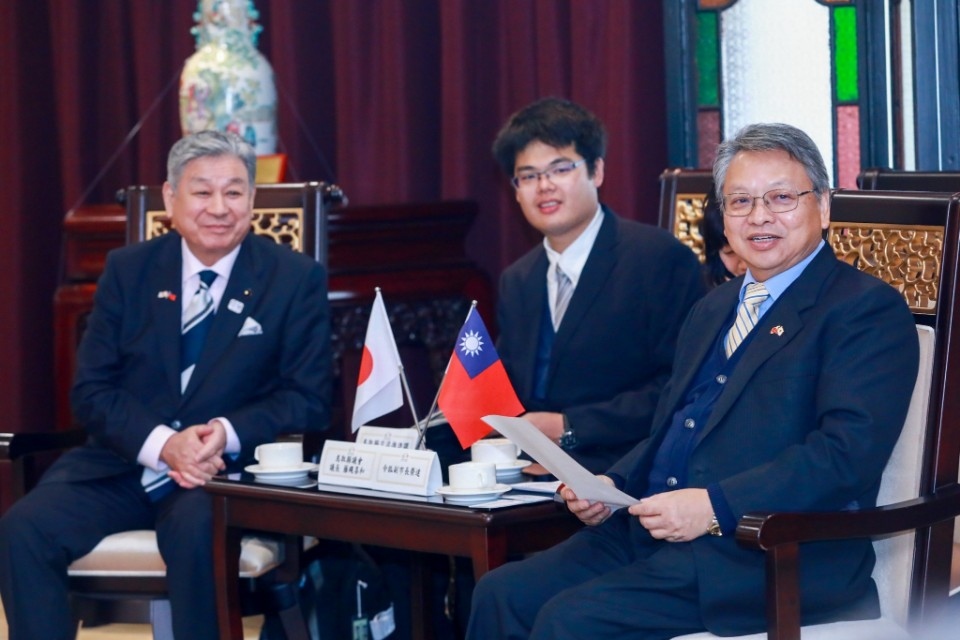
[722,189,815,217]
[511,159,585,190]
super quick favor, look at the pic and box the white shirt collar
[543,205,604,287]
[181,238,241,285]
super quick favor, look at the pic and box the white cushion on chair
[673,326,934,640]
[870,325,934,627]
[67,530,283,579]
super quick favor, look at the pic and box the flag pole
[398,362,422,447]
[416,300,477,449]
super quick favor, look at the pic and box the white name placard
[355,425,421,450]
[318,440,441,496]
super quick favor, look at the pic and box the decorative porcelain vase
[179,0,277,154]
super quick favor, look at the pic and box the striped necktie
[180,269,218,393]
[554,265,574,329]
[142,269,217,502]
[724,282,769,357]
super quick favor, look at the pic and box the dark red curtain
[0,0,667,430]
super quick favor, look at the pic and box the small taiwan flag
[438,308,524,448]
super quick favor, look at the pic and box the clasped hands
[561,477,715,542]
[160,420,227,489]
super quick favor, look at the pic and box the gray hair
[713,123,830,201]
[166,130,257,191]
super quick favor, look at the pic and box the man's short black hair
[492,97,607,177]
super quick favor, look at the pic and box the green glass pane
[696,11,719,108]
[834,6,858,103]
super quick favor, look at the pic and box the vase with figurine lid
[179,0,277,154]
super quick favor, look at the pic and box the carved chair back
[812,189,960,631]
[123,181,339,264]
[657,168,714,262]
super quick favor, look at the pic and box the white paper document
[508,480,563,494]
[482,415,639,511]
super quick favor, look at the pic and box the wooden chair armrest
[0,428,87,461]
[737,485,960,549]
[733,485,960,640]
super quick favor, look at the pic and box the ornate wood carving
[828,222,943,315]
[673,192,707,263]
[144,208,306,252]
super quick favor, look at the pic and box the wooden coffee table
[207,476,582,639]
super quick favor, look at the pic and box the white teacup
[254,441,303,469]
[448,461,497,491]
[471,437,521,466]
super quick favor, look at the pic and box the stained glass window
[694,0,860,188]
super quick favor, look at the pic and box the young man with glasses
[488,97,703,474]
[468,122,919,639]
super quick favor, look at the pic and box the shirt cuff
[706,483,737,535]
[137,425,177,472]
[214,417,241,454]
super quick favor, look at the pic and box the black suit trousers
[0,473,218,640]
[467,511,705,640]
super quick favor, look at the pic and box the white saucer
[494,459,532,471]
[252,474,315,487]
[245,462,317,481]
[494,460,532,482]
[436,483,511,505]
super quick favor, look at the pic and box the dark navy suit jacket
[496,207,704,472]
[46,231,331,484]
[606,247,919,633]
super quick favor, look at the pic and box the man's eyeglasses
[722,189,815,217]
[511,160,585,190]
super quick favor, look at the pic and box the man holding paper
[467,123,919,638]
[491,97,703,473]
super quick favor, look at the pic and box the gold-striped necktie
[724,282,769,357]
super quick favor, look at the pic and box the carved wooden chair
[657,167,714,263]
[0,181,345,638]
[674,189,960,640]
[858,167,960,193]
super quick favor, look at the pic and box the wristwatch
[557,418,578,450]
[707,516,722,537]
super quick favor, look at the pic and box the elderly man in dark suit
[467,122,919,639]
[0,130,331,640]
[491,97,703,474]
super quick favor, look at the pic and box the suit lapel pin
[770,325,785,336]
[157,290,176,301]
[227,299,244,314]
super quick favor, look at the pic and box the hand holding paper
[482,415,639,511]
[562,482,615,526]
